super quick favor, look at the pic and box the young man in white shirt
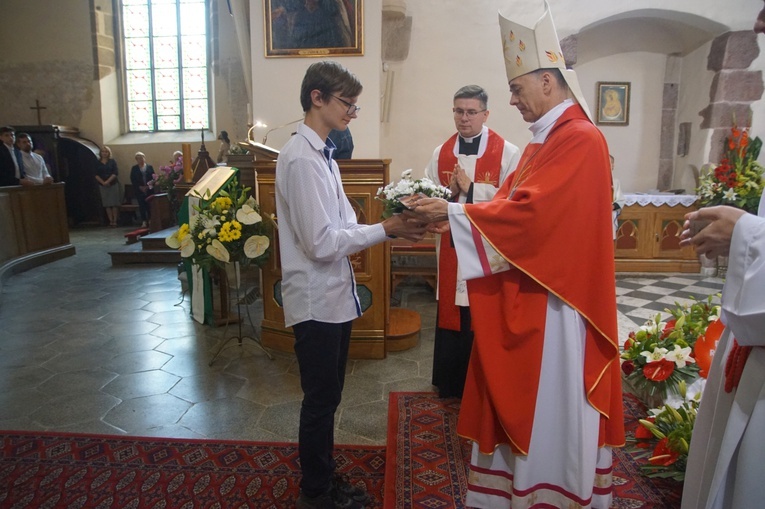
[275,61,425,509]
[15,133,53,185]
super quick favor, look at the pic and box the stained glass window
[121,0,209,132]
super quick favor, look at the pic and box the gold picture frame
[596,82,630,126]
[264,0,364,58]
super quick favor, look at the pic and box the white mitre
[499,1,593,122]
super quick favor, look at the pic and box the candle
[182,143,192,182]
[247,103,253,126]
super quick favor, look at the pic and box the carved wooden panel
[248,159,391,359]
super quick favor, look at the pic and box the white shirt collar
[529,99,573,144]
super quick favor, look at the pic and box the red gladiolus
[621,360,635,376]
[643,359,675,381]
[649,438,679,466]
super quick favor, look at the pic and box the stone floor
[0,227,723,446]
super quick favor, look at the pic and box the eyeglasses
[330,94,361,115]
[453,108,487,119]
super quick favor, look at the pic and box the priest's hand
[403,197,449,223]
[452,164,471,194]
[382,214,427,242]
[427,221,450,235]
[679,205,747,258]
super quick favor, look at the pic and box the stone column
[700,31,763,163]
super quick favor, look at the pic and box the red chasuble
[456,105,625,455]
[436,130,505,330]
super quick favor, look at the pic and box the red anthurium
[649,437,679,466]
[695,319,724,378]
[635,418,655,440]
[643,359,675,381]
[661,319,676,339]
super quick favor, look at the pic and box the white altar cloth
[624,193,698,207]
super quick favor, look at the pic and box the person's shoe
[295,490,335,509]
[332,474,370,507]
[329,490,365,509]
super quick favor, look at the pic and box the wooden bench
[119,184,139,226]
[390,233,437,294]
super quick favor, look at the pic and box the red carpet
[385,392,683,509]
[0,432,385,508]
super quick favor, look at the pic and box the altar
[615,193,701,273]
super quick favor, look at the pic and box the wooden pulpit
[249,158,392,359]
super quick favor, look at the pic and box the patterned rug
[0,433,385,508]
[385,392,683,509]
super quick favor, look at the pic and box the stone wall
[0,61,95,127]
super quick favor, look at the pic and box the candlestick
[182,143,192,183]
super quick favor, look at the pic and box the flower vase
[716,256,729,279]
[624,377,665,410]
[699,253,717,277]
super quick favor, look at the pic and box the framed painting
[596,82,630,126]
[264,0,364,58]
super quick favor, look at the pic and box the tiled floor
[0,228,723,446]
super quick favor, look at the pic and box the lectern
[250,158,393,359]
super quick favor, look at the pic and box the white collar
[460,125,488,143]
[529,99,573,143]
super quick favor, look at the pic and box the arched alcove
[563,10,761,193]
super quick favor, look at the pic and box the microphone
[253,117,303,146]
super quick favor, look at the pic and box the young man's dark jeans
[293,319,353,498]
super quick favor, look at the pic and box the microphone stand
[247,117,303,147]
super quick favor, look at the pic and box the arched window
[119,0,210,132]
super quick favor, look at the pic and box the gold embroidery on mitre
[515,55,522,67]
[545,50,558,63]
[509,30,515,41]
[559,52,566,64]
[518,40,526,51]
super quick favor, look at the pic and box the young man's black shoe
[332,474,370,506]
[296,490,335,509]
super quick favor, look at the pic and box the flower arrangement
[631,380,700,482]
[697,124,764,213]
[149,157,184,219]
[165,177,275,271]
[621,296,721,404]
[376,169,452,219]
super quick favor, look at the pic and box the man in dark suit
[129,151,155,227]
[0,126,32,187]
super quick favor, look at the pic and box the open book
[187,166,237,200]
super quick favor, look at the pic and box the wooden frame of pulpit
[252,159,392,359]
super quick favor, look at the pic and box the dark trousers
[431,306,474,398]
[293,319,353,497]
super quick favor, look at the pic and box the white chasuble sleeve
[722,212,765,346]
[449,203,511,280]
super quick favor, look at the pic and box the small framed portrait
[596,82,630,126]
[264,0,364,58]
